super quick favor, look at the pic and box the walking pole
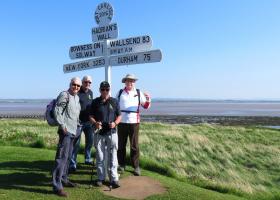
[108,128,113,191]
[90,128,98,188]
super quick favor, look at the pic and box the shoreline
[1,114,280,126]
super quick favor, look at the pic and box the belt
[121,110,139,113]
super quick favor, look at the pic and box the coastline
[1,114,280,126]
[1,100,280,126]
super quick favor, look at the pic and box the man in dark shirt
[89,81,122,188]
[70,75,94,172]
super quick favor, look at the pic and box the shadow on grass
[0,160,54,195]
[0,160,98,195]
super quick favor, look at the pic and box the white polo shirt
[117,88,148,123]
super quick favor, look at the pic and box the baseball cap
[99,81,110,88]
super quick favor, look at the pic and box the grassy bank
[0,119,279,199]
[0,146,246,200]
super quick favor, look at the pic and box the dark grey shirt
[78,87,93,123]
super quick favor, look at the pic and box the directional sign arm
[109,49,162,67]
[63,57,107,73]
[69,42,105,60]
[107,35,153,56]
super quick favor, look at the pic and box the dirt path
[101,176,167,200]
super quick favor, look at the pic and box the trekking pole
[109,129,113,191]
[89,127,99,188]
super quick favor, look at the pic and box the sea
[1,99,280,117]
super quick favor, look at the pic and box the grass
[0,119,280,199]
[139,123,280,199]
[0,145,247,200]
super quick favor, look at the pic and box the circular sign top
[95,2,114,26]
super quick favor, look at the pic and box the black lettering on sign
[77,62,89,69]
[110,40,117,47]
[76,52,82,58]
[132,37,140,44]
[125,47,133,53]
[87,44,92,50]
[110,48,118,55]
[71,44,93,53]
[116,48,123,54]
[118,55,138,64]
[84,51,95,57]
[144,53,151,61]
[94,43,101,49]
[65,66,71,72]
[70,47,75,53]
[92,59,105,66]
[142,36,150,43]
[97,33,110,40]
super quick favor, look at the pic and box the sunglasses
[72,83,81,88]
[100,88,110,92]
[125,79,135,83]
[84,81,92,84]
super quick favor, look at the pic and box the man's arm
[54,92,68,133]
[140,91,151,109]
[110,99,122,128]
[89,99,102,129]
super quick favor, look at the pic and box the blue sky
[0,0,280,99]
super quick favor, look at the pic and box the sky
[0,0,280,99]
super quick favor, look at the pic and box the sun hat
[121,74,138,83]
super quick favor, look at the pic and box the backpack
[45,92,69,126]
[117,89,141,113]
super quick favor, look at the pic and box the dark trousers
[117,123,140,168]
[70,122,94,169]
[52,131,74,191]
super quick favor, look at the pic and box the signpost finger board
[63,57,107,73]
[92,23,118,42]
[108,35,152,56]
[109,49,162,67]
[69,41,105,60]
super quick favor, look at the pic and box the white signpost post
[63,2,162,87]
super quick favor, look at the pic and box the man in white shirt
[116,74,151,176]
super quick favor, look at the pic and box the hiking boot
[118,165,125,173]
[134,167,141,176]
[111,181,120,189]
[95,180,104,187]
[68,167,76,174]
[85,160,94,165]
[62,180,77,188]
[56,189,68,197]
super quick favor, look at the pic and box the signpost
[63,2,162,86]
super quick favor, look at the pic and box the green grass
[0,146,247,200]
[139,123,280,198]
[0,119,280,199]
